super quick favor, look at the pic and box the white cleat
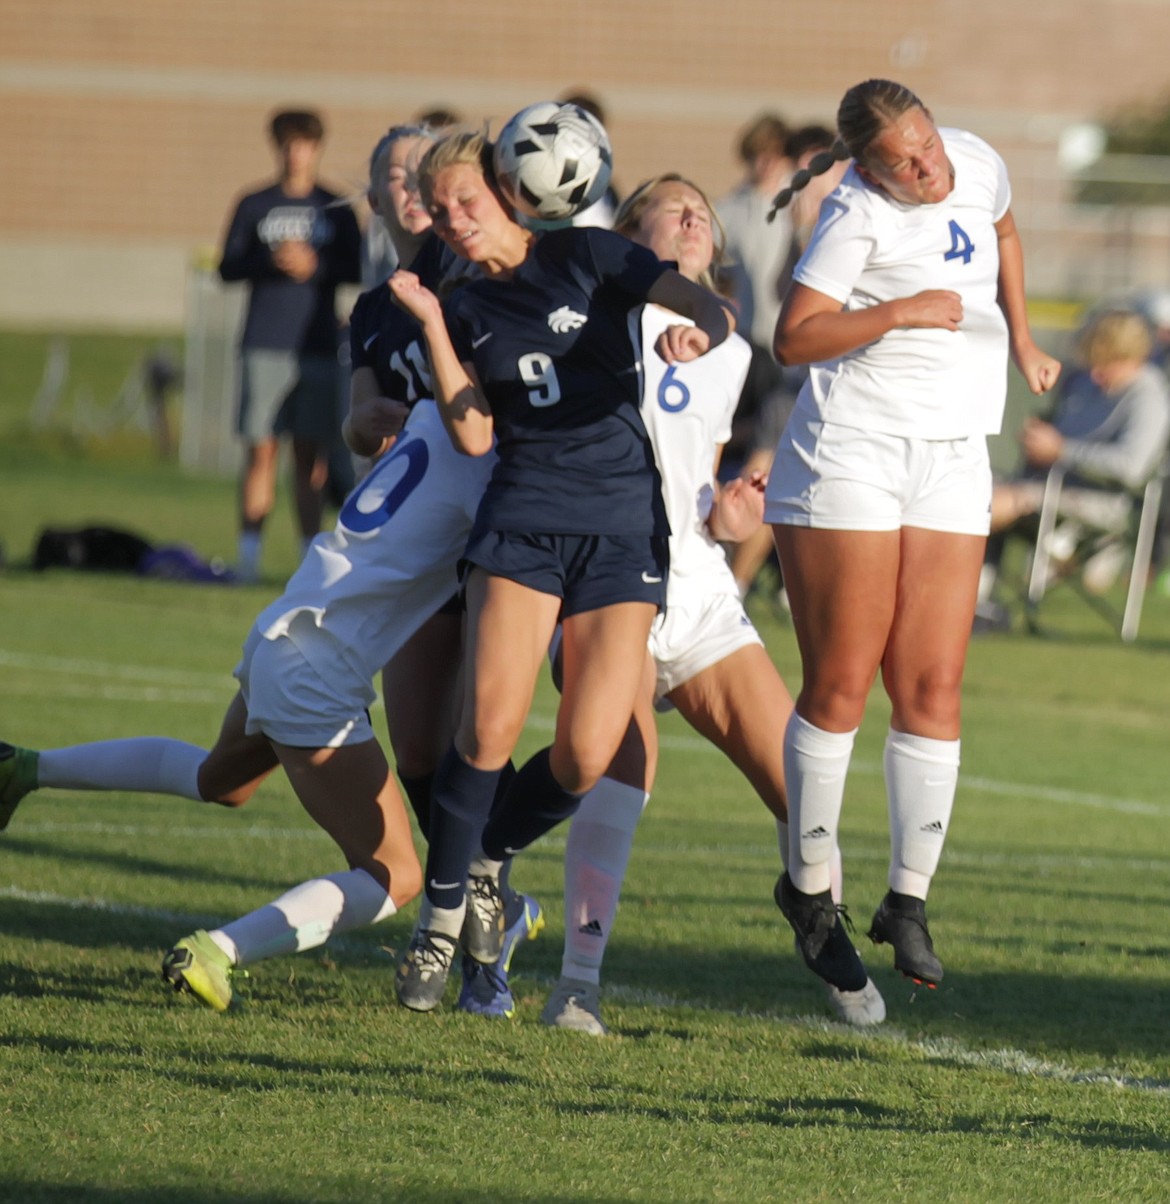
[540,976,609,1036]
[825,976,886,1026]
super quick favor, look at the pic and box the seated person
[981,308,1170,611]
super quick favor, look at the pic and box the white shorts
[649,590,763,700]
[234,613,376,749]
[765,418,993,535]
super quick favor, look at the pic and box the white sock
[778,818,844,902]
[210,868,396,966]
[783,712,856,896]
[884,728,960,900]
[238,531,262,580]
[37,738,206,800]
[416,896,465,941]
[561,776,648,985]
[468,854,504,881]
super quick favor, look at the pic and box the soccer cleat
[462,873,505,964]
[825,977,887,1026]
[396,928,459,1011]
[540,976,608,1036]
[774,872,868,994]
[456,954,515,1019]
[0,743,39,831]
[161,930,238,1012]
[868,891,944,987]
[499,893,545,973]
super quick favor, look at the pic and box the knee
[887,664,964,731]
[459,715,522,770]
[196,765,257,808]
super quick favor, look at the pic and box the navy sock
[424,745,501,910]
[491,761,521,913]
[481,746,584,861]
[397,770,433,840]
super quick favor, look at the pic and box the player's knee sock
[37,739,205,800]
[397,770,433,839]
[209,868,395,966]
[237,531,262,581]
[423,744,501,912]
[884,728,959,900]
[559,777,647,984]
[778,819,844,902]
[480,746,584,861]
[783,712,856,896]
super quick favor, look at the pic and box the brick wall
[4,0,1170,327]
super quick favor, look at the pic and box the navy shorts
[462,529,668,618]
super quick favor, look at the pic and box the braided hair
[767,79,926,222]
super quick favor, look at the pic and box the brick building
[5,0,1170,328]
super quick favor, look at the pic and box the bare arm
[344,366,410,459]
[773,282,963,367]
[995,209,1061,395]
[387,271,494,456]
[646,269,736,365]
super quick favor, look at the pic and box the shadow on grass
[1,835,293,894]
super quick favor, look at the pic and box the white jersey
[792,127,1011,440]
[636,305,753,602]
[250,399,495,689]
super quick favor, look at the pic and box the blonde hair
[613,173,726,291]
[1076,309,1153,367]
[768,78,927,220]
[417,130,496,205]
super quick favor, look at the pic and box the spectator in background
[978,307,1170,617]
[219,108,362,583]
[717,113,793,352]
[726,123,842,601]
[560,89,621,229]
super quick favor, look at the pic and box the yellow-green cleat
[0,743,39,831]
[161,930,240,1012]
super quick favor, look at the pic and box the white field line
[1,884,1166,1097]
[5,647,1169,820]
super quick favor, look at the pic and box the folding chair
[1024,459,1167,641]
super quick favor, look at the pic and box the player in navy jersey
[387,129,738,1012]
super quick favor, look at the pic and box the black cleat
[868,891,943,987]
[774,872,868,993]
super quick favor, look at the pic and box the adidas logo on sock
[802,825,831,840]
[578,919,604,937]
[921,820,945,835]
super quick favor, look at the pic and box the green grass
[1,330,1169,1201]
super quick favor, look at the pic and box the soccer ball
[493,101,613,223]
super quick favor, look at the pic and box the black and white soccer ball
[493,101,613,223]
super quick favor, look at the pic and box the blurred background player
[219,108,362,582]
[541,174,884,1035]
[717,112,793,355]
[728,123,846,603]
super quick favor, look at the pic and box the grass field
[1,331,1169,1202]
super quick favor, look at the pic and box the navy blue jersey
[348,235,454,407]
[445,227,671,536]
[219,182,361,355]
